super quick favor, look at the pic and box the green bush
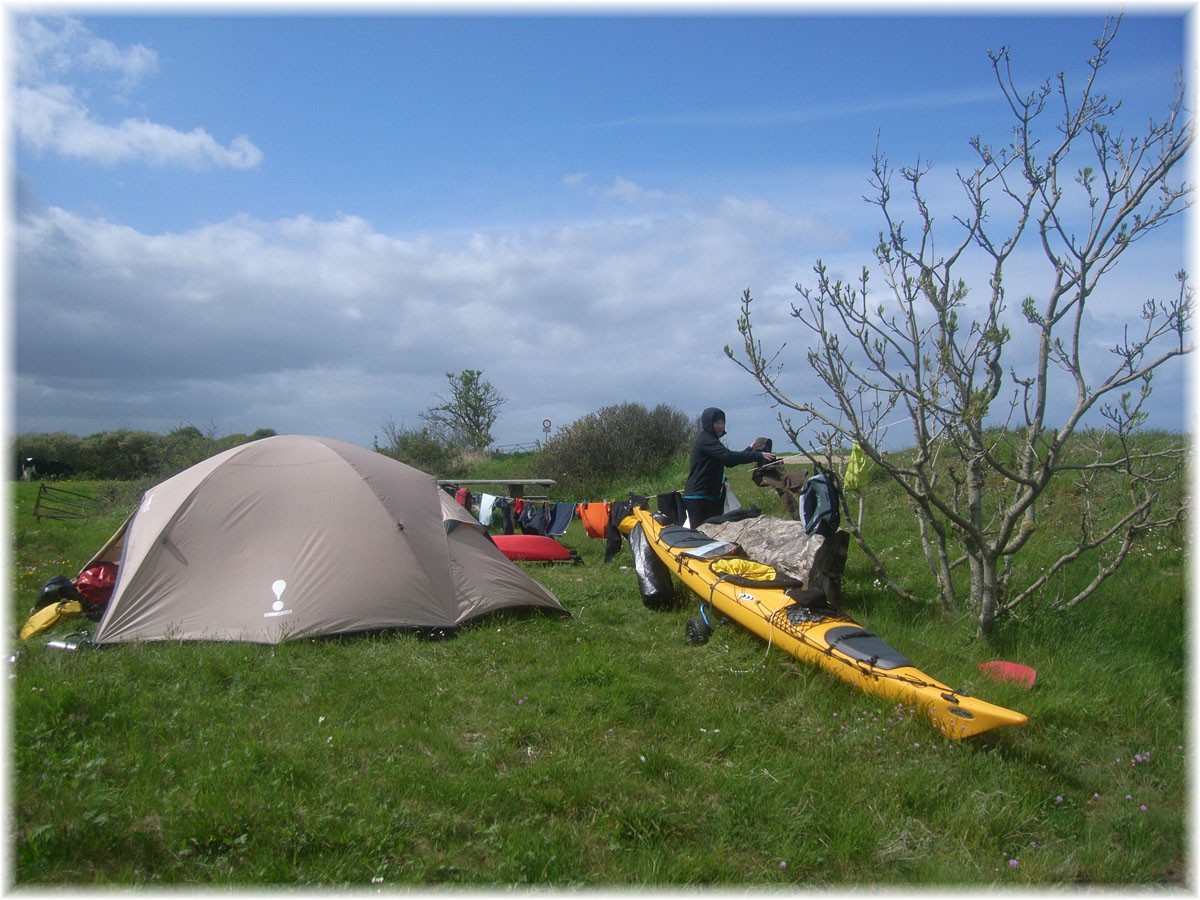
[14,427,277,481]
[373,423,465,477]
[539,402,691,496]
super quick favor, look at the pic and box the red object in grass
[978,660,1037,690]
[492,534,572,562]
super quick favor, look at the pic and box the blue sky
[11,7,1192,454]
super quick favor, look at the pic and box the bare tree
[728,18,1191,635]
[422,369,506,452]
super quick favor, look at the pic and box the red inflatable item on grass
[493,534,572,562]
[978,660,1037,690]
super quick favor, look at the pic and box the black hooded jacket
[683,407,767,499]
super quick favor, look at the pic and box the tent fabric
[87,435,566,645]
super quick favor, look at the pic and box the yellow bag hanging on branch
[843,443,870,491]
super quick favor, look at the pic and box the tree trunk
[976,559,999,636]
[966,452,1001,635]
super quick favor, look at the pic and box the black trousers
[683,496,723,529]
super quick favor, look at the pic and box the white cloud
[564,172,682,207]
[604,176,667,204]
[14,187,842,446]
[15,84,264,170]
[591,85,1001,131]
[14,167,1188,450]
[13,15,262,170]
[14,15,157,88]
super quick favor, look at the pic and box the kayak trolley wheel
[685,615,712,646]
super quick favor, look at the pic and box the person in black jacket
[683,407,775,527]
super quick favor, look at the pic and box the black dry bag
[800,470,841,537]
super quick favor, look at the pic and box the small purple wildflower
[1008,859,1020,869]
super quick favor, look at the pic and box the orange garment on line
[578,501,611,539]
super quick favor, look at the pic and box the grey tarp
[87,435,566,644]
[698,515,849,604]
[697,516,825,581]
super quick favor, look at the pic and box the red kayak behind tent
[492,534,579,563]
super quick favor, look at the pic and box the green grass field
[8,450,1188,886]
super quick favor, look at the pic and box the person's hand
[761,452,778,463]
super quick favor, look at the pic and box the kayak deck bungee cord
[620,505,1028,740]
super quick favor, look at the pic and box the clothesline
[451,485,733,556]
[447,486,629,563]
[454,485,776,568]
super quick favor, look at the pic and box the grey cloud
[15,195,830,446]
[16,174,1186,451]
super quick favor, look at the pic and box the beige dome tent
[84,435,567,644]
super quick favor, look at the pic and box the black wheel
[685,616,712,645]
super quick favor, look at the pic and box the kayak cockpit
[822,625,913,671]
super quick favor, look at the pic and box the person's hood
[700,407,726,436]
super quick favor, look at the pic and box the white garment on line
[478,493,499,526]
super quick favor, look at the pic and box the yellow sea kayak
[621,506,1028,740]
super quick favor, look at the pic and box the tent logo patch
[264,579,293,618]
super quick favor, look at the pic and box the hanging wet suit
[546,502,576,536]
[519,502,550,536]
[656,491,686,526]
